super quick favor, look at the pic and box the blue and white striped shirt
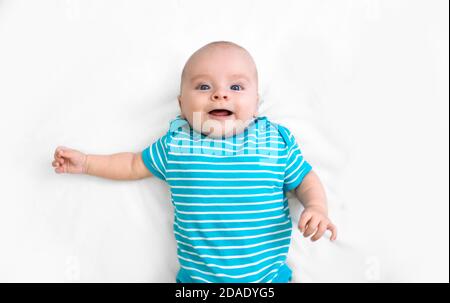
[141,115,312,283]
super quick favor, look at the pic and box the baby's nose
[212,93,228,100]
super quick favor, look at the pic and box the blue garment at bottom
[175,263,292,283]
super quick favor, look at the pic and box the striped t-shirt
[141,115,312,283]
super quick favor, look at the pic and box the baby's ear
[177,95,186,119]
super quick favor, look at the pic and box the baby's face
[178,46,259,138]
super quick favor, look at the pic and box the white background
[0,0,448,282]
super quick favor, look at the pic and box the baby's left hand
[298,206,337,242]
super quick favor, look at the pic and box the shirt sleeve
[141,134,169,181]
[277,124,312,192]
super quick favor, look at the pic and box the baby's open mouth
[208,109,233,117]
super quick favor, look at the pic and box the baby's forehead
[181,43,258,87]
[199,46,253,65]
[188,53,256,75]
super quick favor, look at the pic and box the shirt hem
[175,263,292,283]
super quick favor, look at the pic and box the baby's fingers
[303,217,320,238]
[52,152,65,165]
[54,149,61,160]
[56,147,79,162]
[328,223,338,241]
[55,146,71,158]
[52,159,64,171]
[52,160,65,173]
[54,165,65,174]
[310,221,328,242]
[298,211,313,233]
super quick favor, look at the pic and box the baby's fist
[52,146,87,174]
[298,206,337,242]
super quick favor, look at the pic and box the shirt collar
[168,115,189,133]
[168,115,268,134]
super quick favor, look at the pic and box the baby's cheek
[234,110,256,124]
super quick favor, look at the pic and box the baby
[52,41,337,283]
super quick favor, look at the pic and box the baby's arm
[52,146,152,180]
[294,170,337,242]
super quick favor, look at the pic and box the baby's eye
[198,84,210,90]
[230,84,243,91]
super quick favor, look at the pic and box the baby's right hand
[52,146,88,174]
